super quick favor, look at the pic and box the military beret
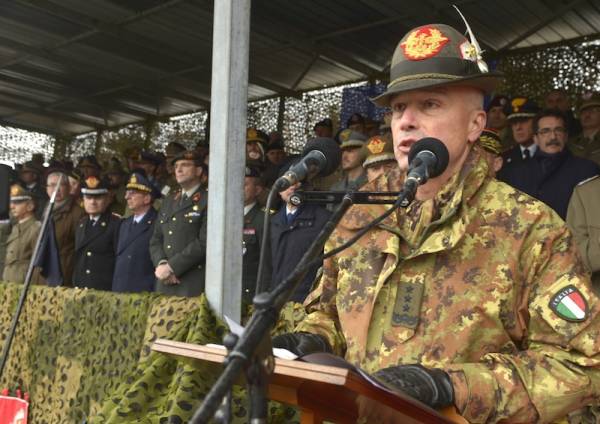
[314,118,333,130]
[126,172,161,198]
[10,184,34,202]
[78,155,101,170]
[363,134,396,168]
[104,158,126,175]
[346,113,365,127]
[579,92,600,113]
[266,139,285,152]
[338,129,368,149]
[80,176,109,196]
[372,24,502,106]
[138,151,163,165]
[172,150,204,166]
[20,161,43,175]
[486,95,509,112]
[165,141,187,156]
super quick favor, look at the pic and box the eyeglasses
[537,127,567,136]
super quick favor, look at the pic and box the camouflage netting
[0,282,305,423]
[2,37,599,166]
[496,39,600,106]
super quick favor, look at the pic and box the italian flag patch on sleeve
[549,285,588,322]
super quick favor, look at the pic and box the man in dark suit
[73,176,121,291]
[112,172,161,293]
[499,109,600,219]
[270,169,331,303]
[149,150,207,297]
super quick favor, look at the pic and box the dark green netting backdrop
[0,282,305,423]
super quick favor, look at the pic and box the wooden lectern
[152,339,467,424]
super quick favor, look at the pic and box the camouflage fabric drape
[0,282,305,423]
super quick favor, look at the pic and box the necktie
[181,193,188,205]
[286,212,295,225]
[523,149,530,160]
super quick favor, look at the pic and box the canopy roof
[0,0,599,136]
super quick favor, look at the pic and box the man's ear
[467,110,487,144]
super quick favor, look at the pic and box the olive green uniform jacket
[567,175,600,291]
[570,132,600,166]
[242,203,271,305]
[2,217,43,284]
[296,147,600,423]
[149,187,207,297]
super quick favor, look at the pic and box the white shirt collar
[244,202,256,216]
[183,184,202,199]
[285,205,298,216]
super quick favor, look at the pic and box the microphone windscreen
[302,137,342,177]
[407,137,449,178]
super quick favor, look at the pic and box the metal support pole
[205,0,251,322]
[276,96,285,133]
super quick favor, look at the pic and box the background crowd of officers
[1,87,599,300]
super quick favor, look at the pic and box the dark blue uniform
[73,212,121,291]
[270,204,331,303]
[112,208,157,293]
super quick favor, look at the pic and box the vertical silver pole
[205,0,251,322]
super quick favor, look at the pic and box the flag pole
[0,174,62,378]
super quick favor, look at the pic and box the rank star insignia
[367,137,385,154]
[549,285,588,322]
[400,27,449,60]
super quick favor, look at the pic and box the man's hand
[271,332,332,356]
[165,273,180,285]
[371,364,454,410]
[155,263,174,281]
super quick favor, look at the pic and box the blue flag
[33,219,63,286]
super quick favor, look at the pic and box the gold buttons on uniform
[167,245,171,249]
[86,251,92,257]
[172,217,176,221]
[86,269,91,274]
[168,230,173,235]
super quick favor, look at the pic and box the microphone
[274,137,341,191]
[400,138,449,205]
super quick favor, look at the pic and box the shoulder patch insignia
[400,26,449,61]
[549,285,588,322]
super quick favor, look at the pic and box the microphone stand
[0,175,62,378]
[190,183,417,423]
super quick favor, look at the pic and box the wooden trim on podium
[152,339,467,424]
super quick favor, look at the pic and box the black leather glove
[271,332,332,356]
[372,364,454,409]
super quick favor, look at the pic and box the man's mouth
[397,138,418,154]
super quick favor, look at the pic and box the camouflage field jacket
[296,147,600,423]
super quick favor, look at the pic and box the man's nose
[395,107,418,131]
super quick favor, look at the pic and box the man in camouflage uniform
[570,93,600,166]
[274,23,600,423]
[362,134,397,182]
